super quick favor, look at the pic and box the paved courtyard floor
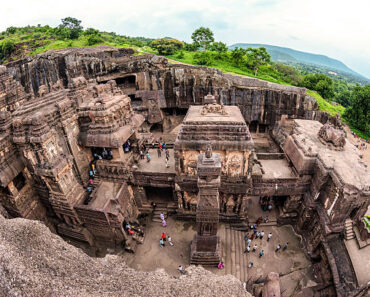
[123,216,317,296]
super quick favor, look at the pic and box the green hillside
[230,43,369,85]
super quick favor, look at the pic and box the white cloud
[0,0,369,77]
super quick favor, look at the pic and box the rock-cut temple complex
[0,46,369,297]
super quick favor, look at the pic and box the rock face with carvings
[0,47,369,297]
[190,145,222,266]
[272,118,370,297]
[174,94,254,222]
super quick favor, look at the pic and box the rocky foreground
[0,215,252,297]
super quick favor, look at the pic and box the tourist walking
[157,147,161,157]
[165,155,169,168]
[244,245,250,253]
[140,150,144,160]
[247,238,251,246]
[248,262,253,268]
[168,236,174,246]
[252,244,257,252]
[259,250,265,258]
[275,244,281,252]
[165,149,170,159]
[161,232,166,241]
[218,261,224,269]
[178,265,185,275]
[256,231,261,238]
[146,152,151,162]
[260,231,265,240]
[160,238,165,248]
[267,232,272,242]
[283,242,289,251]
[264,216,269,223]
[160,212,165,221]
[162,219,167,227]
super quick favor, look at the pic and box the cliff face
[0,215,252,297]
[1,46,320,127]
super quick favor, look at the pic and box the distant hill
[229,43,369,83]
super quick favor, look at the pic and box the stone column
[190,145,222,266]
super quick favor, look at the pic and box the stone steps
[152,208,168,222]
[220,225,248,283]
[345,219,355,240]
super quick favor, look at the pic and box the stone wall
[2,46,319,129]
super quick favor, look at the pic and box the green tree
[84,28,100,36]
[59,17,83,39]
[191,27,214,51]
[344,85,370,134]
[208,41,228,52]
[301,73,335,99]
[150,38,184,55]
[230,47,246,66]
[273,63,302,85]
[245,47,271,76]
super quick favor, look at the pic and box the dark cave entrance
[150,123,164,133]
[145,186,173,202]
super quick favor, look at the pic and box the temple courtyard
[123,215,317,296]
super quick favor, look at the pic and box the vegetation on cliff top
[0,18,368,138]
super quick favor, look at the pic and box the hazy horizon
[1,0,369,79]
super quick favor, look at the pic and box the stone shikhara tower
[190,145,222,265]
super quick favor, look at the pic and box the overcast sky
[1,0,369,78]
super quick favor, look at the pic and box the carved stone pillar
[190,145,222,266]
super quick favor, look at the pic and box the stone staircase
[152,203,168,222]
[345,219,355,240]
[218,224,249,283]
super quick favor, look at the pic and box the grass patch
[166,51,292,85]
[306,90,345,116]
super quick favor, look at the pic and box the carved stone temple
[0,47,369,297]
[190,145,222,265]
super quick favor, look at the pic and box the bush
[150,38,184,55]
[6,27,17,35]
[0,40,15,59]
[193,51,213,66]
[184,42,198,52]
[87,34,103,46]
[175,51,185,59]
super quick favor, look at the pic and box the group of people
[86,161,97,194]
[93,147,113,160]
[259,197,273,212]
[159,232,174,247]
[139,141,171,167]
[156,142,171,168]
[351,132,369,150]
[160,212,167,227]
[243,217,289,268]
